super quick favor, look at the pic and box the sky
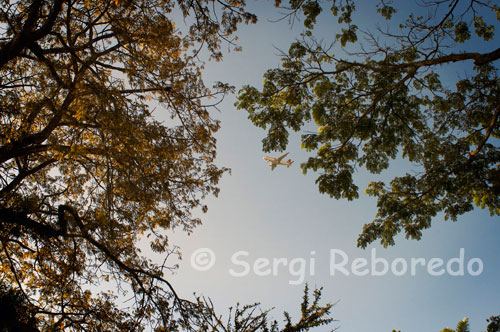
[159,2,500,331]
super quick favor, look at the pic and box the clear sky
[162,1,500,331]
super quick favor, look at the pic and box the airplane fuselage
[263,153,293,170]
[263,156,291,166]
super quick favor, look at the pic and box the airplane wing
[271,164,276,171]
[276,152,289,162]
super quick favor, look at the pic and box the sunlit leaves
[0,0,255,330]
[439,318,470,332]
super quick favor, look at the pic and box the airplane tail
[287,159,293,167]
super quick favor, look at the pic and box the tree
[440,317,470,332]
[437,315,500,332]
[486,315,500,332]
[0,281,336,332]
[0,0,265,330]
[186,284,337,332]
[237,0,500,248]
[391,315,500,332]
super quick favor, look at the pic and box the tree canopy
[236,0,500,248]
[389,315,500,332]
[0,0,264,330]
[0,0,340,330]
[437,315,500,332]
[1,0,496,330]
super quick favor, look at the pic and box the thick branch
[0,159,57,197]
[27,41,65,86]
[339,47,500,73]
[474,47,500,66]
[0,74,81,164]
[0,208,62,238]
[468,103,500,161]
[0,0,65,69]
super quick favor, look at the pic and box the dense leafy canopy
[0,0,259,330]
[237,0,500,248]
[0,0,496,330]
[0,1,339,331]
[0,283,39,332]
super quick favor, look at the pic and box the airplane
[263,152,293,171]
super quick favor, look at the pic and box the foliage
[0,283,39,332]
[236,0,500,248]
[0,0,260,330]
[390,314,500,332]
[0,282,337,332]
[438,315,500,332]
[446,317,470,332]
[184,284,337,332]
[486,315,500,332]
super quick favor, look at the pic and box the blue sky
[163,1,500,331]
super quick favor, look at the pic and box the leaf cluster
[236,0,500,248]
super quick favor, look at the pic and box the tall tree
[237,0,500,248]
[0,0,263,330]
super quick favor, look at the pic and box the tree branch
[468,103,500,160]
[0,159,57,197]
[0,0,65,69]
[0,208,63,238]
[338,47,500,72]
